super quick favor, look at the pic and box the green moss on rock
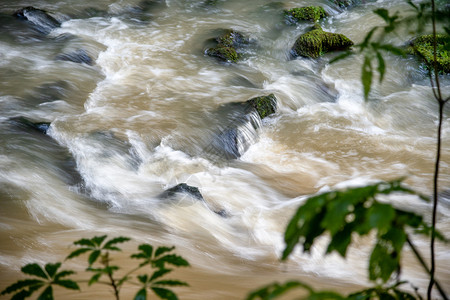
[206,30,248,63]
[285,6,328,23]
[291,25,354,58]
[246,94,277,119]
[408,34,450,73]
[206,46,239,63]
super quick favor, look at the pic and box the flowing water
[1,0,449,299]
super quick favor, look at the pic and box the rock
[245,94,277,119]
[56,49,94,65]
[205,30,249,63]
[205,94,277,159]
[408,34,450,74]
[291,24,354,58]
[12,6,61,35]
[160,183,204,201]
[329,0,363,8]
[10,116,51,134]
[285,6,328,23]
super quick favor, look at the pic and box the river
[0,0,449,299]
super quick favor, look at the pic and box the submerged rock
[285,6,328,23]
[56,49,94,65]
[408,34,450,74]
[12,6,61,35]
[291,24,354,58]
[205,30,249,63]
[329,0,363,8]
[10,116,51,134]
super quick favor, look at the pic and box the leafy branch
[1,236,190,300]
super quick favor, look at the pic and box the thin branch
[406,237,448,300]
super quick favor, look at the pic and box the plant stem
[406,236,448,299]
[427,1,445,299]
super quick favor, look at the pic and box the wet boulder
[408,34,450,74]
[160,183,204,201]
[205,94,277,159]
[56,49,94,65]
[245,94,277,119]
[291,24,353,58]
[284,6,328,23]
[205,30,249,63]
[10,116,51,134]
[12,6,61,35]
[329,0,363,8]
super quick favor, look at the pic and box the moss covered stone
[408,34,450,74]
[206,46,239,63]
[206,30,248,63]
[246,94,277,119]
[285,6,328,23]
[291,24,354,58]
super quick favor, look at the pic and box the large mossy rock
[291,24,354,58]
[205,30,248,63]
[245,94,277,119]
[408,34,450,74]
[329,0,362,8]
[12,6,61,34]
[285,6,328,23]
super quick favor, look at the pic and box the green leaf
[155,247,175,258]
[66,248,91,260]
[132,244,153,260]
[151,287,178,300]
[326,224,353,257]
[138,274,149,285]
[360,27,378,50]
[362,56,373,100]
[1,279,44,295]
[378,44,405,57]
[88,250,101,266]
[135,288,147,300]
[376,51,385,83]
[150,269,172,282]
[44,263,61,279]
[54,270,75,281]
[154,255,190,268]
[54,280,80,291]
[10,284,43,300]
[373,8,390,23]
[153,280,188,287]
[329,51,353,64]
[367,202,395,233]
[91,235,107,247]
[21,264,48,279]
[103,237,130,251]
[369,242,399,282]
[73,238,95,247]
[246,281,312,300]
[37,286,53,300]
[88,273,102,286]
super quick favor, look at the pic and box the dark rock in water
[205,94,277,159]
[245,94,277,119]
[329,0,363,8]
[205,30,249,63]
[160,183,204,201]
[10,116,51,134]
[56,49,94,65]
[7,117,82,186]
[291,24,353,58]
[12,6,61,35]
[407,34,450,74]
[159,183,229,217]
[284,6,328,23]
